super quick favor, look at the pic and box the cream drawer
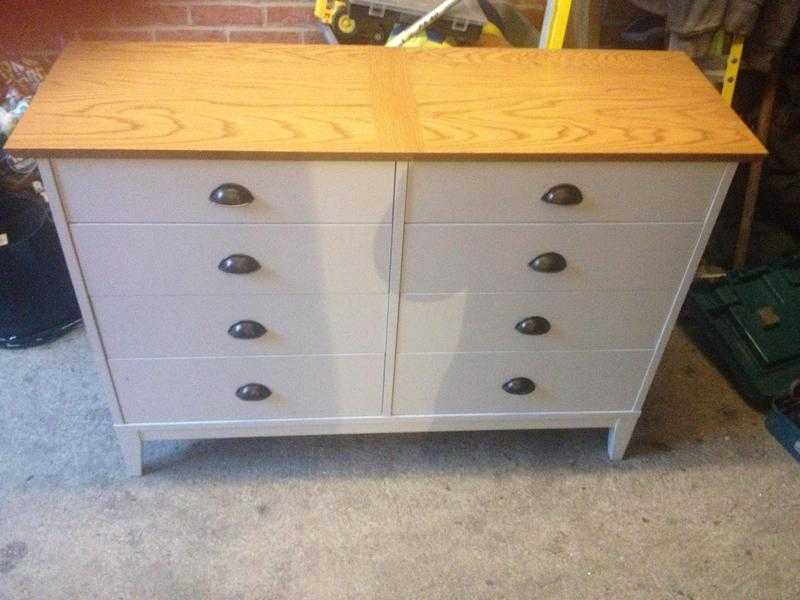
[54,159,395,224]
[397,290,673,353]
[95,294,388,359]
[72,224,390,296]
[406,162,725,223]
[110,354,384,423]
[401,223,700,293]
[392,350,652,415]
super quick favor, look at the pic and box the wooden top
[7,42,765,161]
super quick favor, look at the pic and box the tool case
[685,256,800,406]
[687,256,800,464]
[766,397,800,464]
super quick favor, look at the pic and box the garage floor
[1,325,799,599]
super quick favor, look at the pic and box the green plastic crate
[685,256,800,406]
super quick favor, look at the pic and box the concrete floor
[1,326,798,599]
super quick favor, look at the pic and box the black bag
[0,189,81,348]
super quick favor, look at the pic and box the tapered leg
[116,429,143,476]
[608,415,638,461]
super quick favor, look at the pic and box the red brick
[80,29,155,42]
[229,30,302,43]
[191,5,264,26]
[70,4,118,29]
[266,6,314,26]
[114,5,189,27]
[302,29,327,44]
[153,5,189,25]
[155,28,227,41]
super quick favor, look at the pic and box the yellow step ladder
[540,0,573,49]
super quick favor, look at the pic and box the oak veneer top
[7,42,765,161]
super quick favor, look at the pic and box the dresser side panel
[37,159,126,423]
[632,162,738,412]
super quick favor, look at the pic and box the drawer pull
[236,383,272,401]
[516,316,551,336]
[529,252,567,273]
[502,377,536,395]
[210,183,254,206]
[228,320,267,339]
[541,183,583,206]
[218,254,261,274]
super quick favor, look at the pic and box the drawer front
[401,223,700,293]
[397,290,673,353]
[406,162,725,223]
[55,159,395,224]
[392,350,652,415]
[95,294,388,359]
[110,354,384,423]
[73,224,390,295]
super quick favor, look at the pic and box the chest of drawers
[7,42,764,475]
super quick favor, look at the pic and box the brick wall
[78,1,325,45]
[75,0,548,46]
[0,0,551,58]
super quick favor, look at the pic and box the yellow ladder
[540,0,573,49]
[721,35,744,105]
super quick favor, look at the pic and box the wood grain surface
[6,42,765,160]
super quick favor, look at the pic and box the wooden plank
[7,42,764,161]
[733,63,780,268]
